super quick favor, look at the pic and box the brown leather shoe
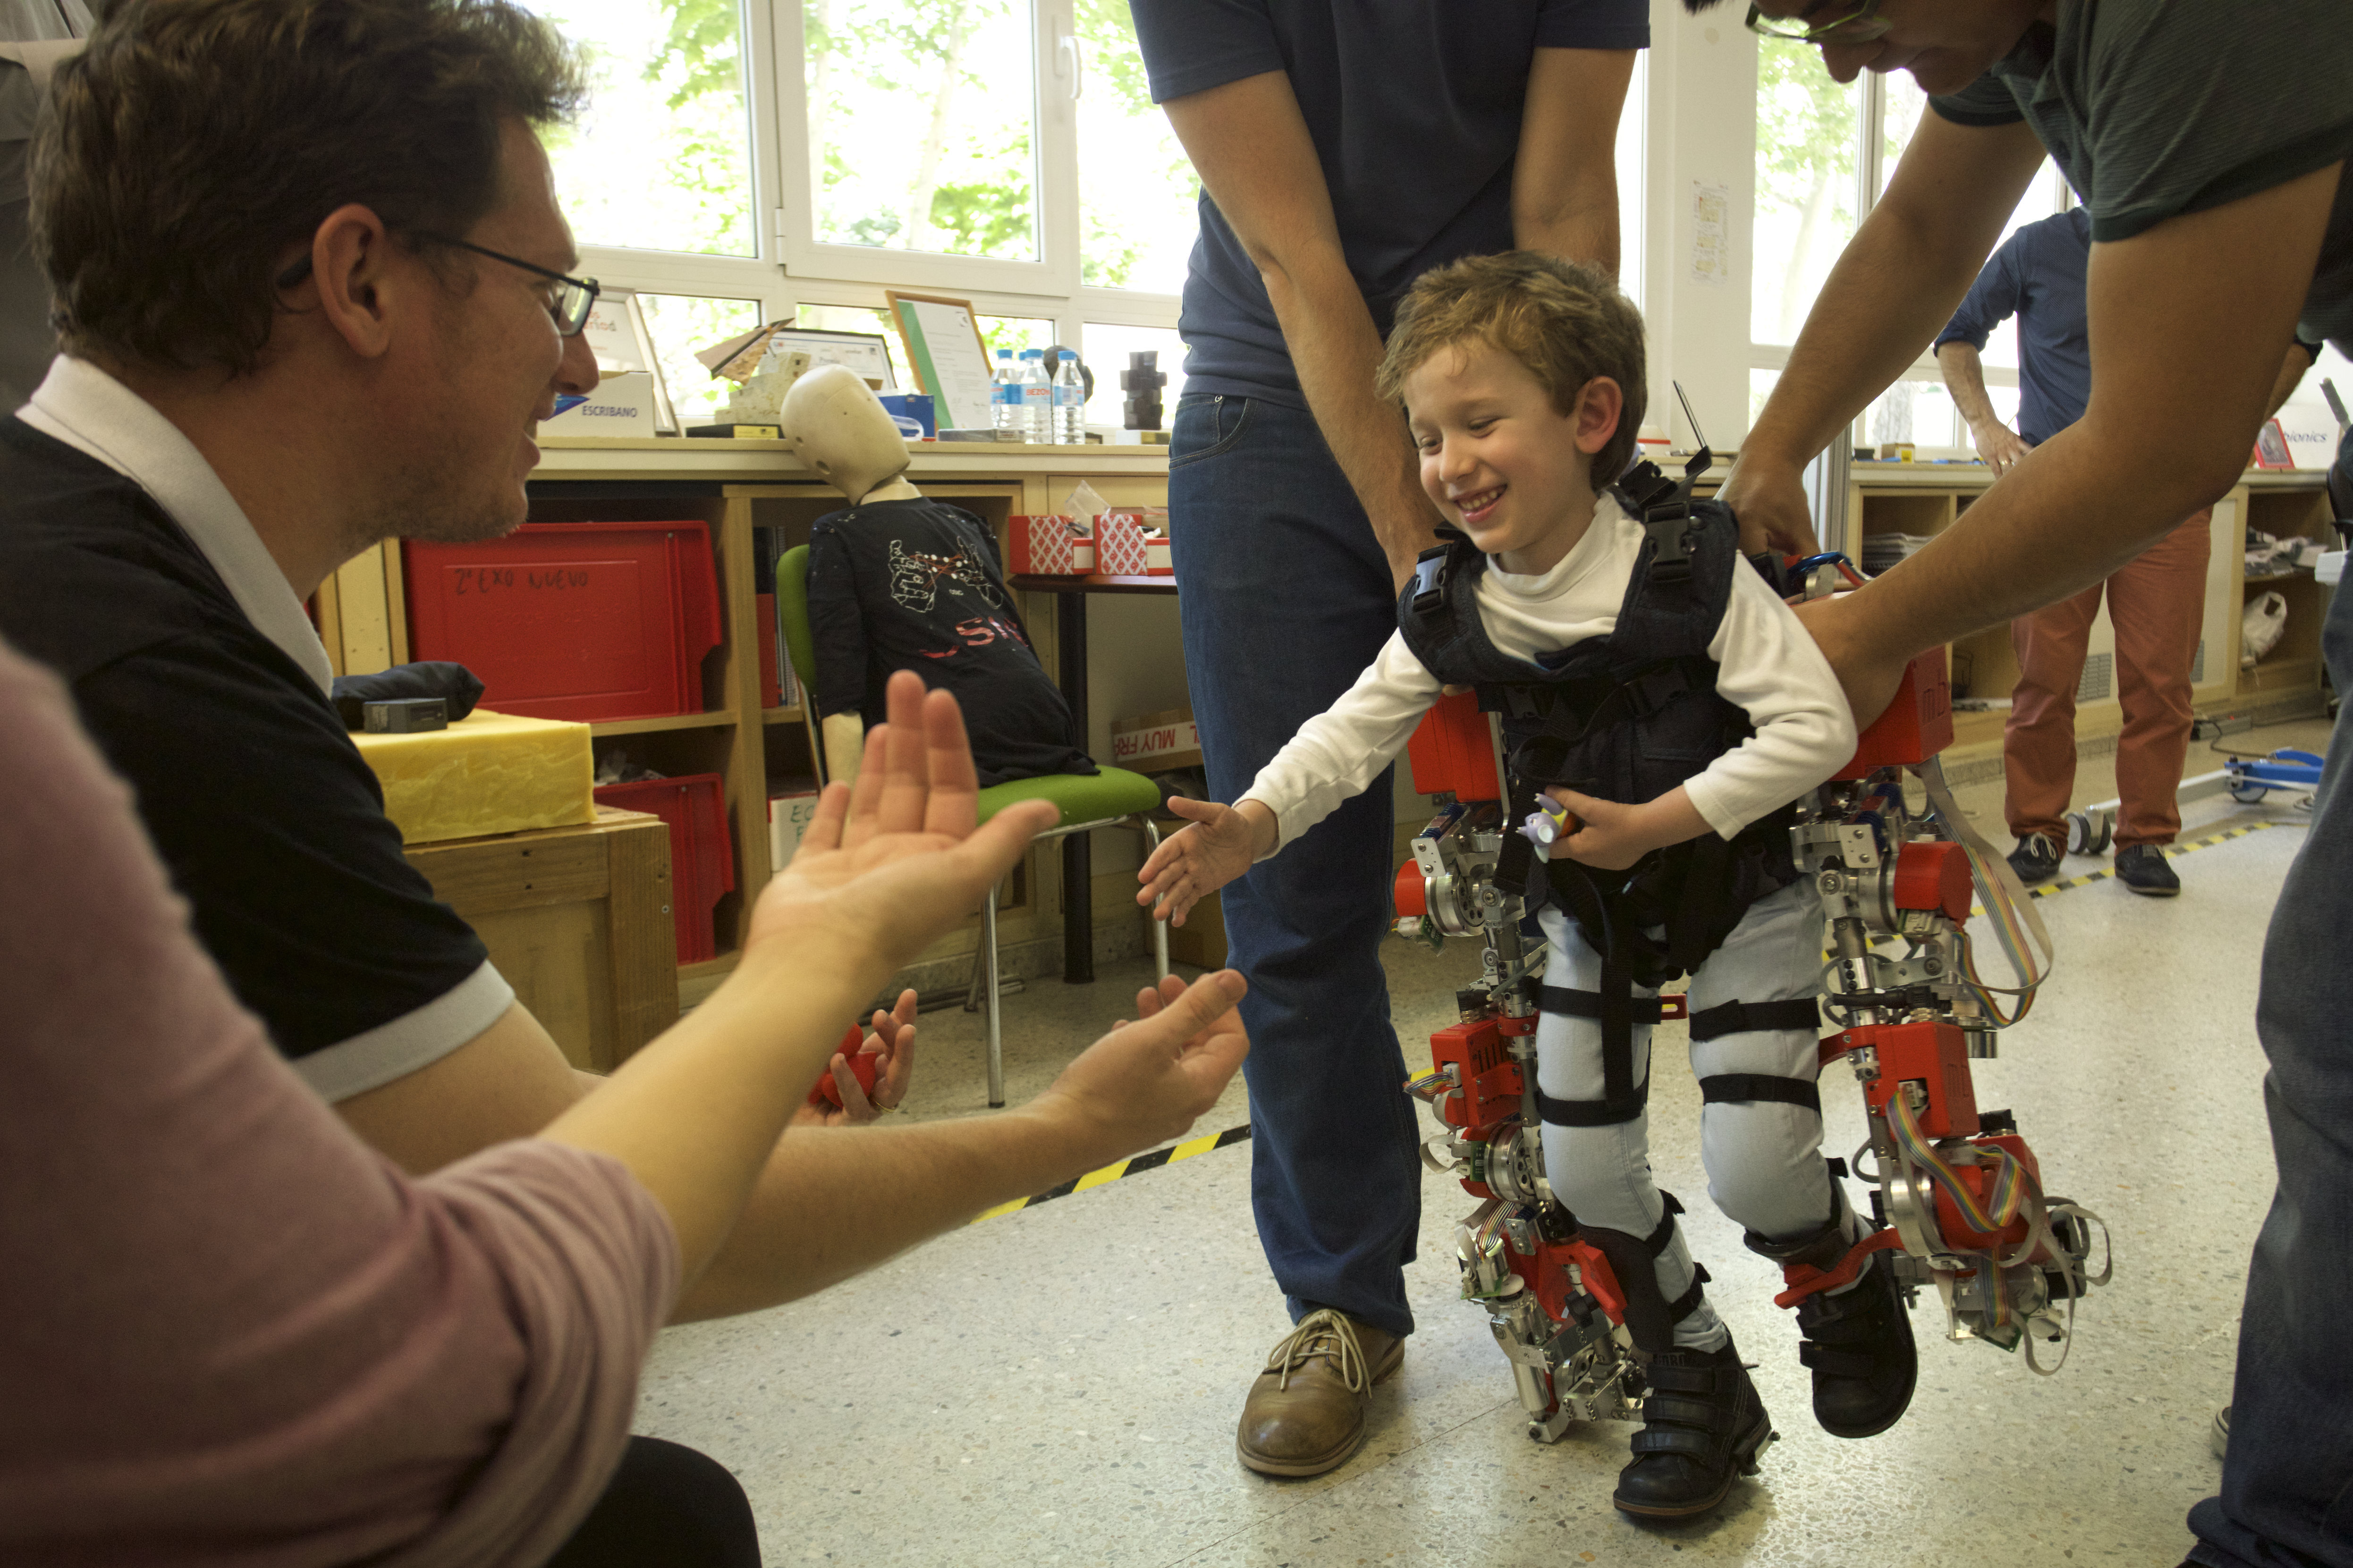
[1235,1308,1405,1477]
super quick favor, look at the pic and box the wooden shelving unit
[318,438,1175,1007]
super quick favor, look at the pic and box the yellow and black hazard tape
[971,1122,1253,1225]
[2014,818,2290,900]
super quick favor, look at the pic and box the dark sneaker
[2116,844,2181,897]
[1611,1341,1776,1520]
[2008,834,2063,885]
[2211,1404,2229,1460]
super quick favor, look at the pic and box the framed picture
[758,329,898,393]
[884,290,998,432]
[2252,417,2295,470]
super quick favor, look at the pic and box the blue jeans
[2188,577,2353,1568]
[1169,394,1424,1339]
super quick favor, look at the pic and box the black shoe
[2007,833,2063,885]
[1612,1342,1775,1520]
[2116,843,2181,897]
[1793,1251,1919,1439]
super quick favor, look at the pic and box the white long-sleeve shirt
[1242,491,1857,855]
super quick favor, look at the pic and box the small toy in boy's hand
[1520,797,1583,849]
[806,1023,881,1108]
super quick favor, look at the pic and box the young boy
[1138,253,1915,1519]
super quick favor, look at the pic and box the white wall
[1642,0,1757,454]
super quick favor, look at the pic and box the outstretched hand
[792,988,918,1127]
[1037,970,1251,1161]
[1136,796,1272,925]
[749,670,1058,980]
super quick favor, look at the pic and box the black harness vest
[1397,464,1806,1124]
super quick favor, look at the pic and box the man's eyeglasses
[274,231,601,337]
[1745,0,1892,44]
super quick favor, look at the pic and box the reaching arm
[1723,112,2050,553]
[1799,161,2345,726]
[1512,48,1638,272]
[1160,72,1439,590]
[1936,341,2031,475]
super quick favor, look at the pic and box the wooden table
[404,807,680,1071]
[1010,572,1180,982]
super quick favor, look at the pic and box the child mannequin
[1138,254,1915,1520]
[787,365,1093,790]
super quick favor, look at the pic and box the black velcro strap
[1688,997,1824,1041]
[1539,986,1673,1024]
[1630,1425,1716,1459]
[1534,1080,1650,1128]
[1666,1263,1710,1324]
[1799,1340,1881,1379]
[1640,1192,1686,1255]
[1697,1073,1823,1115]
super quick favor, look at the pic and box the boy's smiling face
[1404,338,1619,578]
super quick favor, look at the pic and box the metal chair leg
[982,877,1004,1107]
[1136,814,1170,983]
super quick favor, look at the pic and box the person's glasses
[274,231,601,337]
[1745,0,1892,43]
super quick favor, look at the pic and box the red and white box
[1008,514,1096,575]
[1094,510,1151,576]
[1111,705,1203,772]
[1143,533,1172,574]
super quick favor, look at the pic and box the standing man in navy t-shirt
[1128,0,1646,1479]
[1936,210,2316,900]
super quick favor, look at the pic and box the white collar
[1483,489,1636,599]
[17,355,335,695]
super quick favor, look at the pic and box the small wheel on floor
[2089,816,2113,854]
[2229,781,2270,805]
[2065,812,2100,855]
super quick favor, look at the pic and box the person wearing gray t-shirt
[1695,3,2353,1567]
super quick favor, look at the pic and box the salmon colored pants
[2004,508,2212,850]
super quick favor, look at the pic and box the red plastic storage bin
[593,773,736,964]
[404,521,722,722]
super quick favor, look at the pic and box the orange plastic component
[1428,1016,1524,1138]
[1395,859,1428,919]
[1843,1019,1980,1138]
[1892,840,1972,922]
[1930,1131,2048,1256]
[1833,645,1954,779]
[1406,690,1501,801]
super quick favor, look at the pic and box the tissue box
[877,393,937,441]
[1144,534,1172,574]
[1095,510,1150,575]
[1009,515,1096,575]
[355,708,597,845]
[1110,705,1203,772]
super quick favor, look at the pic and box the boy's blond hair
[1376,251,1648,481]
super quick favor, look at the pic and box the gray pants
[1535,880,1861,1352]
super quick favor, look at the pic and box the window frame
[1748,68,2071,448]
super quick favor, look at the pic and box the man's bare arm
[1800,162,2345,725]
[1512,48,1638,272]
[1936,341,2031,475]
[1160,72,1438,590]
[1723,112,2048,552]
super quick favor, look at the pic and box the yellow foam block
[355,708,596,845]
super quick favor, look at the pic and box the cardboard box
[1165,888,1227,969]
[549,370,659,437]
[1094,510,1150,575]
[1009,514,1096,575]
[1111,705,1202,772]
[877,392,937,440]
[770,789,822,870]
[1144,535,1172,574]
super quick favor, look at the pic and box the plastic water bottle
[991,348,1019,435]
[1052,351,1085,445]
[1019,349,1053,443]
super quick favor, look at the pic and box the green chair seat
[977,767,1162,828]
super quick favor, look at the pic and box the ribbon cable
[1916,755,2055,1018]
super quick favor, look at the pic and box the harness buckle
[1657,994,1689,1022]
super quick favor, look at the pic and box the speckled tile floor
[635,720,2330,1567]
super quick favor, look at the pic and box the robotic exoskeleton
[1396,466,2113,1447]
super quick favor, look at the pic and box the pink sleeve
[0,640,679,1568]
